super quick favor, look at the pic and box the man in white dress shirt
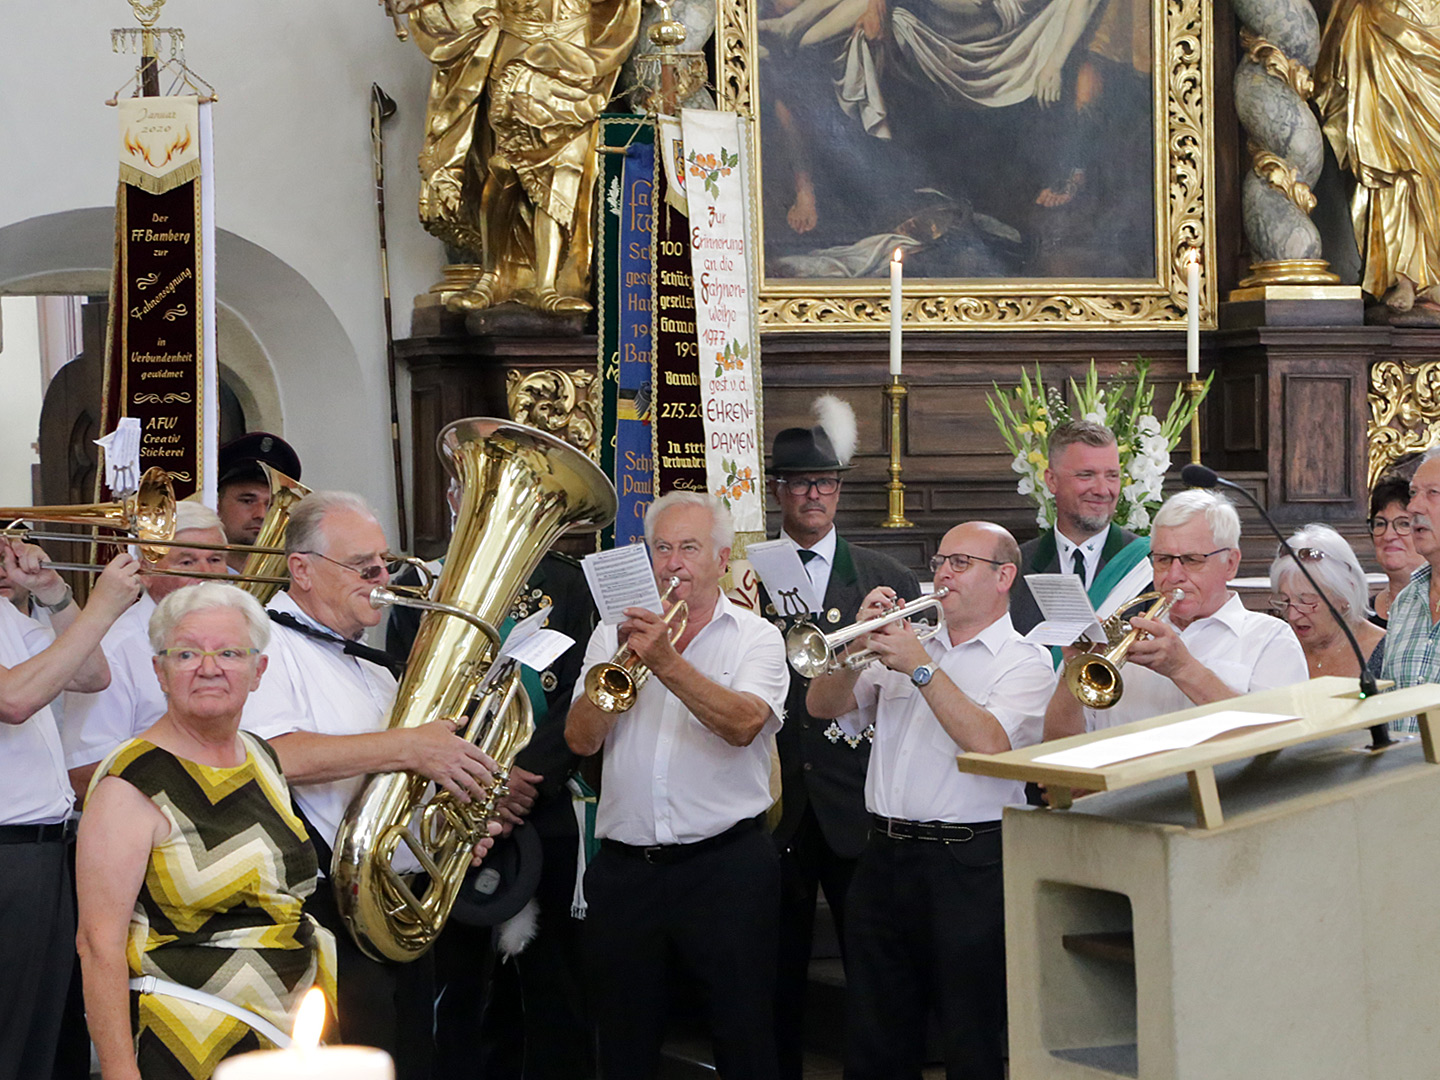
[63,501,231,794]
[0,540,140,1080]
[1044,489,1308,738]
[242,491,497,1080]
[566,491,790,1080]
[808,520,1055,1080]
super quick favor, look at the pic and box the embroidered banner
[678,109,764,533]
[101,95,217,503]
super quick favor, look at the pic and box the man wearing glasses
[242,491,498,1080]
[807,520,1053,1080]
[760,397,921,1080]
[1010,420,1149,635]
[1380,448,1440,733]
[1043,489,1306,738]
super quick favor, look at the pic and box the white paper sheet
[746,538,818,616]
[1021,573,1106,646]
[1032,710,1302,769]
[504,628,575,673]
[582,543,664,625]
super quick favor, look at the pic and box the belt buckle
[642,845,664,864]
[885,817,899,840]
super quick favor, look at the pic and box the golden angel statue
[387,0,642,313]
[1316,0,1440,322]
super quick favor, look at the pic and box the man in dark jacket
[759,397,921,1080]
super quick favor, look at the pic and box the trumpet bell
[584,663,637,713]
[1065,652,1125,710]
[785,622,832,680]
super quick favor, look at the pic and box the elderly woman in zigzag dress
[77,583,335,1080]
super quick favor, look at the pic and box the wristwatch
[36,583,73,614]
[910,663,935,688]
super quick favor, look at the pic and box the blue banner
[613,138,656,545]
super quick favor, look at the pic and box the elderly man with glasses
[1044,489,1307,739]
[758,397,921,1080]
[807,520,1053,1080]
[1379,447,1440,734]
[241,491,498,1080]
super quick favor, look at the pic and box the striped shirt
[1379,564,1440,734]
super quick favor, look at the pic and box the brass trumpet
[786,589,950,679]
[1063,588,1184,709]
[584,577,689,713]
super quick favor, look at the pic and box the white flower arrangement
[987,360,1212,535]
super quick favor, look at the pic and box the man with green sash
[1010,420,1151,637]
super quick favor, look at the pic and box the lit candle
[890,248,903,376]
[213,989,393,1080]
[1185,248,1200,375]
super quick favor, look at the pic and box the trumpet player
[1043,490,1306,739]
[565,491,789,1080]
[806,520,1053,1080]
[241,492,499,1080]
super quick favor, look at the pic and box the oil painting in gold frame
[716,0,1215,330]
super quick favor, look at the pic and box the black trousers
[585,826,781,1080]
[0,839,74,1080]
[775,803,858,1080]
[305,881,436,1080]
[843,830,1007,1080]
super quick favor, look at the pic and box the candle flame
[1184,247,1201,267]
[292,988,326,1050]
[892,247,903,264]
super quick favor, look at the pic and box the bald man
[808,521,1056,1080]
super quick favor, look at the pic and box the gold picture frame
[717,0,1215,331]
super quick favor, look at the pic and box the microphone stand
[1180,465,1391,749]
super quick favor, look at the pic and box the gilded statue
[387,0,642,313]
[1315,0,1440,322]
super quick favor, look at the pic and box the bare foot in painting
[788,176,818,232]
[1036,168,1085,208]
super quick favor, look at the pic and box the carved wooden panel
[1282,373,1353,502]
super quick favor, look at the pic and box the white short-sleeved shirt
[0,602,74,825]
[573,592,788,846]
[1083,592,1308,732]
[849,612,1055,823]
[61,592,166,769]
[240,592,398,859]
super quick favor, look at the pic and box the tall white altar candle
[1185,249,1200,375]
[890,249,903,376]
[213,989,393,1080]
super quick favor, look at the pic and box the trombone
[786,589,950,679]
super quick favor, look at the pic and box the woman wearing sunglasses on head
[1269,524,1386,683]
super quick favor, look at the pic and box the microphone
[1183,463,1388,744]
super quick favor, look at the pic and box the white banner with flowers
[987,360,1211,534]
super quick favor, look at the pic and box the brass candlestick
[881,376,913,528]
[1184,375,1205,465]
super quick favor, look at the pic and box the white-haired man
[566,491,789,1080]
[0,540,140,1080]
[1381,447,1440,732]
[63,501,234,793]
[807,520,1054,1080]
[1044,490,1307,738]
[241,491,497,1080]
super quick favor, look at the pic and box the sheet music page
[746,538,820,616]
[583,543,664,625]
[1033,710,1301,769]
[1021,573,1106,646]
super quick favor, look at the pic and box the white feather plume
[497,897,540,960]
[813,394,858,467]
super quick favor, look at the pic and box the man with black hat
[762,395,921,1080]
[215,431,302,571]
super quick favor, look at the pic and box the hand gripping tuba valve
[583,577,688,713]
[331,418,617,963]
[1063,589,1184,710]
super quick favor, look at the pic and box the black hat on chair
[769,394,858,476]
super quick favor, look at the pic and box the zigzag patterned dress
[93,733,337,1079]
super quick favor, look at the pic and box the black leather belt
[0,820,75,845]
[871,814,1001,843]
[602,815,762,865]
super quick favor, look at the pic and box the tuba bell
[332,418,617,963]
[1063,589,1184,709]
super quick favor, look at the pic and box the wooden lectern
[954,676,1440,1079]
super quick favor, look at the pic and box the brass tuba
[584,576,688,713]
[236,463,311,605]
[332,418,616,962]
[1063,589,1184,709]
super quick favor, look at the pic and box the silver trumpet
[786,589,950,679]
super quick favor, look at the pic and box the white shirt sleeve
[239,639,312,740]
[726,620,789,731]
[973,643,1056,751]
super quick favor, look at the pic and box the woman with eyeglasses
[76,583,335,1080]
[1368,474,1425,627]
[1269,524,1385,684]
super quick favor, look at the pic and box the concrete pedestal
[1004,733,1440,1079]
